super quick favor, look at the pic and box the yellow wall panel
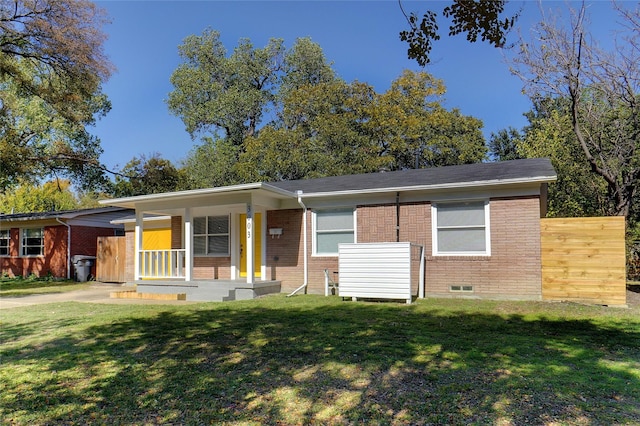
[142,228,171,250]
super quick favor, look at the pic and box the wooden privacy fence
[96,236,126,283]
[541,217,626,306]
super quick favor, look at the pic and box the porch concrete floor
[121,279,282,302]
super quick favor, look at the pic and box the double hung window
[193,216,229,256]
[22,228,44,256]
[433,201,490,255]
[0,230,9,256]
[313,208,355,256]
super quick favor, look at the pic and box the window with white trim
[22,228,44,256]
[0,230,9,256]
[313,208,355,256]
[193,216,229,256]
[432,201,490,255]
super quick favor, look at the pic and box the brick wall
[0,225,68,278]
[171,216,182,249]
[117,197,543,300]
[125,230,134,282]
[351,197,542,300]
[424,196,542,300]
[266,209,306,291]
[193,257,231,279]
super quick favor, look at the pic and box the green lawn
[1,294,638,425]
[0,278,89,297]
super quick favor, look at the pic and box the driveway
[0,284,194,310]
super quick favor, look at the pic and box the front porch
[112,279,282,302]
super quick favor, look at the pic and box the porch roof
[101,182,297,211]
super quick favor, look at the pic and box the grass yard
[1,295,639,425]
[0,277,89,297]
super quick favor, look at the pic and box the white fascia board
[100,182,269,209]
[296,176,557,199]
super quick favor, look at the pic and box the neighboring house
[0,207,132,279]
[101,158,557,301]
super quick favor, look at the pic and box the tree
[180,137,242,189]
[0,179,80,213]
[237,79,386,182]
[511,2,640,217]
[399,0,520,66]
[488,127,523,162]
[516,98,609,218]
[367,70,485,169]
[0,0,114,191]
[167,30,285,146]
[172,33,487,187]
[111,155,183,198]
[236,71,486,183]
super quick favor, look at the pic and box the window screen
[314,209,354,255]
[435,201,488,254]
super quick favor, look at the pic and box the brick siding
[424,196,542,300]
[120,197,543,300]
[0,225,117,278]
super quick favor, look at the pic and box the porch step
[123,280,282,302]
[111,290,186,301]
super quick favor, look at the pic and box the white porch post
[134,210,143,281]
[184,208,193,281]
[245,203,254,284]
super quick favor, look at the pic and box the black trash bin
[71,255,96,282]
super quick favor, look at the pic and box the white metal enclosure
[338,242,425,304]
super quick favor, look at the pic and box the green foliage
[167,29,285,145]
[399,0,520,66]
[172,33,487,188]
[0,1,113,191]
[517,100,608,218]
[111,155,183,197]
[236,71,486,182]
[0,179,80,213]
[180,138,242,189]
[488,127,523,161]
[368,70,486,169]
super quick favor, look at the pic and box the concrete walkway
[0,284,197,310]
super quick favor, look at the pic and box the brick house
[0,207,131,279]
[102,158,556,301]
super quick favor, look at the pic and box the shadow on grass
[1,298,639,425]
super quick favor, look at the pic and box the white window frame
[21,227,44,257]
[0,229,9,256]
[431,200,491,256]
[312,207,356,257]
[193,215,230,257]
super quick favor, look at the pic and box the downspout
[396,192,400,242]
[56,217,71,280]
[288,190,308,296]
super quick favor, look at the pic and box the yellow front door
[239,213,261,278]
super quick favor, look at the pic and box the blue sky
[92,1,621,173]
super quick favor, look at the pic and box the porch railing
[139,249,185,279]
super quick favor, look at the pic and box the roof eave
[295,176,558,198]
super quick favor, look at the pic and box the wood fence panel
[541,217,626,306]
[96,236,126,283]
